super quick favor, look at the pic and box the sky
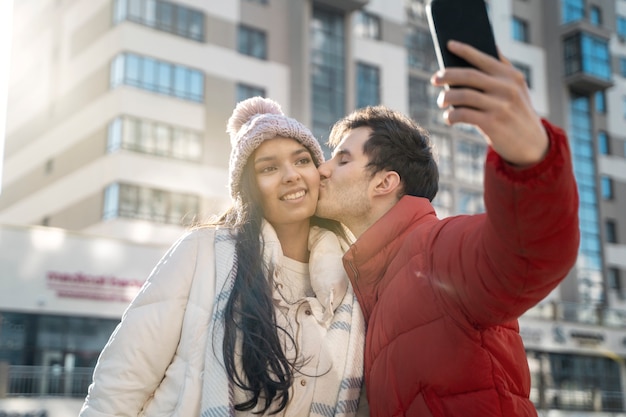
[0,0,15,195]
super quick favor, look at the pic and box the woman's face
[252,137,320,228]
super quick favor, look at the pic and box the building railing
[1,365,93,398]
[524,301,626,328]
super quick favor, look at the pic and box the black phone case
[426,0,498,69]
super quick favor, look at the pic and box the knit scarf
[200,226,365,417]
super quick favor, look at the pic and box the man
[316,40,579,416]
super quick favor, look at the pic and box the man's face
[316,126,374,232]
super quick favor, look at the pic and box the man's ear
[372,170,401,197]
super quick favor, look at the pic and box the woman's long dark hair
[212,157,346,414]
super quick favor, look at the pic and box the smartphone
[426,0,498,70]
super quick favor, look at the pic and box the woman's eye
[259,166,276,173]
[296,157,312,165]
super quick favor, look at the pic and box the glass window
[356,62,380,108]
[458,189,484,214]
[597,131,610,155]
[512,17,529,43]
[623,96,626,119]
[600,176,613,199]
[174,66,188,99]
[103,183,120,219]
[354,10,381,40]
[432,183,453,218]
[590,6,601,25]
[113,0,128,24]
[107,117,123,153]
[236,83,266,102]
[238,25,267,59]
[606,220,618,243]
[110,53,203,102]
[311,6,345,153]
[157,61,172,95]
[142,57,157,91]
[594,90,606,113]
[113,0,204,41]
[564,33,611,81]
[618,16,626,39]
[561,0,585,24]
[125,54,141,86]
[406,27,437,71]
[156,1,174,32]
[108,183,199,225]
[409,76,441,125]
[455,140,486,185]
[128,0,143,21]
[430,133,452,178]
[620,58,626,77]
[512,62,532,88]
[110,54,126,87]
[107,115,202,161]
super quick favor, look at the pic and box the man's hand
[430,40,549,167]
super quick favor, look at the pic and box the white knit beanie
[227,96,325,200]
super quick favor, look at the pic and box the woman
[79,97,366,416]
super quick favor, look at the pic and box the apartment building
[2,0,626,415]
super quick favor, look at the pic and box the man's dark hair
[328,105,439,201]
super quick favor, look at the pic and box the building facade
[2,0,626,415]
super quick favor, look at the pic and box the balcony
[0,365,93,398]
[562,30,613,94]
[314,0,368,13]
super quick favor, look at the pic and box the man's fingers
[446,40,501,74]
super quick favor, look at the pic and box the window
[536,352,624,412]
[590,6,601,25]
[432,184,453,218]
[238,25,267,59]
[512,62,532,88]
[107,116,202,161]
[618,16,626,39]
[430,133,452,178]
[597,131,610,155]
[594,90,606,113]
[620,58,626,77]
[600,176,614,200]
[112,0,205,41]
[563,33,611,81]
[408,76,441,125]
[104,183,199,225]
[608,268,623,299]
[458,189,484,214]
[245,0,268,4]
[606,220,618,243]
[623,96,626,118]
[354,10,381,40]
[311,6,345,150]
[455,140,486,185]
[512,17,529,43]
[110,53,204,102]
[406,28,437,71]
[561,0,585,24]
[356,62,380,108]
[236,83,266,102]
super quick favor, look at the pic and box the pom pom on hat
[227,97,325,200]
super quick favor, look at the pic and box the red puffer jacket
[343,121,579,417]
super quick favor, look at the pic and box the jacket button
[304,309,312,316]
[300,379,307,386]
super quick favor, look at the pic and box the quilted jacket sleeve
[79,229,202,417]
[431,120,580,327]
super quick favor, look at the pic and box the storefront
[0,224,169,416]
